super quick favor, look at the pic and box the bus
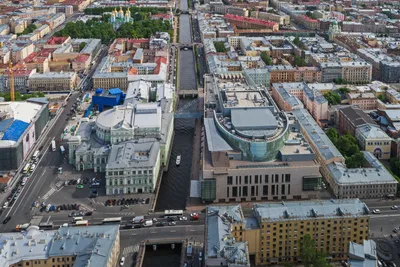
[51,140,56,152]
[60,145,65,154]
[164,210,183,218]
[39,222,54,230]
[22,163,31,174]
[32,150,40,161]
[102,217,122,225]
[75,220,89,227]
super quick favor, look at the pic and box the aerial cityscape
[0,0,400,266]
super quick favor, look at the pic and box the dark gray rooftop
[204,118,233,152]
[231,108,277,130]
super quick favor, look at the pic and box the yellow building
[205,199,370,267]
[3,225,120,267]
[355,124,392,159]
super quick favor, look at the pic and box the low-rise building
[338,105,376,135]
[355,124,391,159]
[346,92,376,110]
[28,72,78,91]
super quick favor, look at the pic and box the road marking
[190,230,196,232]
[131,233,137,236]
[170,230,176,232]
[42,188,57,200]
[370,214,400,219]
[122,245,140,255]
[150,231,157,234]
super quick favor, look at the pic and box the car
[61,223,69,227]
[179,216,187,221]
[3,216,11,224]
[392,206,399,210]
[120,257,125,266]
[168,221,176,226]
[76,185,84,189]
[393,228,398,233]
[156,222,165,227]
[167,217,175,222]
[85,211,93,216]
[69,212,77,217]
[124,223,133,229]
[30,164,36,170]
[372,209,381,214]
[2,202,9,209]
[133,224,143,229]
[152,218,157,222]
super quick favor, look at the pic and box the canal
[155,0,198,211]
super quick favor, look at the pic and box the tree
[79,42,87,52]
[293,36,300,46]
[214,41,227,53]
[300,234,330,267]
[260,51,272,65]
[293,55,307,67]
[338,87,350,94]
[326,128,339,144]
[323,91,341,105]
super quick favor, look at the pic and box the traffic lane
[120,224,204,242]
[370,213,400,236]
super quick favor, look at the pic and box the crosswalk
[42,188,58,200]
[122,245,140,255]
[104,212,136,216]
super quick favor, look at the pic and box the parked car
[372,209,381,214]
[392,206,398,210]
[120,257,125,266]
[168,221,176,226]
[156,222,165,227]
[3,216,11,224]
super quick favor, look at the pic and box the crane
[9,61,14,102]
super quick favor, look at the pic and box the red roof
[224,14,277,27]
[151,13,170,19]
[300,15,319,23]
[154,56,167,74]
[46,36,68,45]
[38,48,56,58]
[74,54,90,63]
[24,52,38,63]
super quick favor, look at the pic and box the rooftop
[224,14,277,28]
[253,198,369,222]
[0,225,119,267]
[206,205,249,267]
[348,240,377,267]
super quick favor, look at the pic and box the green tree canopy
[293,55,307,67]
[214,41,227,53]
[323,91,341,105]
[260,51,272,65]
[300,234,330,267]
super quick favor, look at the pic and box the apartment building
[205,199,370,266]
[2,225,120,267]
[293,108,397,199]
[294,67,322,83]
[250,11,291,26]
[28,72,78,91]
[294,15,319,30]
[268,65,296,83]
[338,105,376,135]
[346,92,376,110]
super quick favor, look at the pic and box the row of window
[366,141,390,146]
[108,170,153,176]
[108,178,152,186]
[227,174,291,185]
[227,184,291,198]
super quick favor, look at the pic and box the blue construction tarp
[1,119,29,141]
[0,118,14,133]
[108,88,122,95]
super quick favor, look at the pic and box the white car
[152,218,158,222]
[2,202,9,209]
[372,209,381,214]
[30,164,36,171]
[179,216,187,221]
[391,206,398,210]
[120,257,125,266]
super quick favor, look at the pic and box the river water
[155,0,198,211]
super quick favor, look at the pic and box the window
[275,175,279,183]
[263,185,268,195]
[281,184,285,195]
[265,175,269,183]
[227,187,230,197]
[243,186,248,197]
[119,171,123,175]
[255,175,259,184]
[227,176,233,185]
[251,186,255,196]
[232,187,238,197]
[244,176,249,184]
[285,174,291,183]
[108,171,113,176]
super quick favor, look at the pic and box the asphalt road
[0,91,81,232]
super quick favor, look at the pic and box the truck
[132,216,144,224]
[143,220,153,227]
[15,223,31,232]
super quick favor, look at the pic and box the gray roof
[292,108,343,162]
[253,199,369,222]
[231,108,277,130]
[106,140,160,169]
[339,106,375,128]
[327,151,398,185]
[206,205,250,267]
[204,118,233,152]
[0,225,119,267]
[348,240,377,267]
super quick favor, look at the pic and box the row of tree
[0,91,45,102]
[54,19,172,44]
[326,128,366,168]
